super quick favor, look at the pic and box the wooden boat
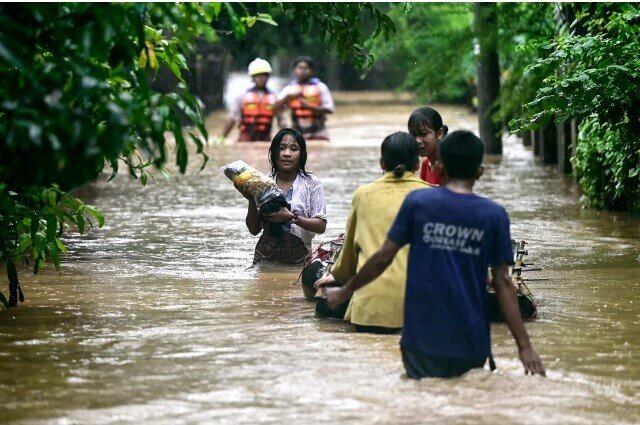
[488,239,539,322]
[300,237,541,322]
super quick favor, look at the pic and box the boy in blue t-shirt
[318,130,545,378]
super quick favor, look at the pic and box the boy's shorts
[401,347,486,379]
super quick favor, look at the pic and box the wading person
[237,128,327,264]
[314,132,432,333]
[217,58,283,143]
[318,130,546,378]
[407,107,448,185]
[276,56,334,141]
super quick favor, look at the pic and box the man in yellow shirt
[315,132,432,333]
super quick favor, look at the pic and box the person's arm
[265,208,324,231]
[314,273,336,288]
[323,239,402,309]
[234,183,262,235]
[298,100,331,117]
[492,264,546,376]
[293,215,326,234]
[245,198,262,235]
[274,86,298,112]
[216,94,242,143]
[220,117,236,138]
[321,193,413,306]
[276,110,286,129]
[312,81,334,116]
[293,178,327,234]
[274,96,293,112]
[316,195,359,287]
[214,117,236,145]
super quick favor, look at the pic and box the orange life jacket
[240,88,276,135]
[288,79,323,126]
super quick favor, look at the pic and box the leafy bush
[0,3,215,307]
[510,3,640,214]
[0,3,397,307]
[574,118,640,213]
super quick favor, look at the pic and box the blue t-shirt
[387,187,514,359]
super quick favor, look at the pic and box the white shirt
[275,173,327,252]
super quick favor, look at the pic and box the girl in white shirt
[237,128,327,264]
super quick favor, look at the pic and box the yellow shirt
[330,171,432,328]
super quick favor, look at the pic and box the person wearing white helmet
[217,58,284,143]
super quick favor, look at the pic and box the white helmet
[247,58,273,76]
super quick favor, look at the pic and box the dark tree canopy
[0,2,395,307]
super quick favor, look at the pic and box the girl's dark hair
[293,56,314,70]
[269,128,310,176]
[381,132,420,178]
[407,107,449,137]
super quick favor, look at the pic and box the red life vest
[240,88,276,135]
[288,79,322,126]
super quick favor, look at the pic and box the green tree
[511,3,640,213]
[0,2,395,307]
[494,2,556,128]
[370,3,474,103]
[474,2,501,153]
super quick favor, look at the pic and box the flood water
[1,96,639,424]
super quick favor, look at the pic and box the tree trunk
[522,130,532,146]
[541,124,558,165]
[556,122,573,174]
[473,2,502,154]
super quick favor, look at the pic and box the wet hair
[407,107,449,138]
[439,130,484,179]
[293,56,314,70]
[381,132,420,178]
[269,128,310,176]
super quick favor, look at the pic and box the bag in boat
[221,160,289,239]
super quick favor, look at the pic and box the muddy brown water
[1,99,639,424]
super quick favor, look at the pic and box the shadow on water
[1,95,639,424]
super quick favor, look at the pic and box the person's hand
[314,274,336,289]
[518,345,546,377]
[325,286,350,310]
[266,207,295,223]
[214,135,225,145]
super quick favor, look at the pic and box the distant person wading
[276,56,335,141]
[218,58,284,143]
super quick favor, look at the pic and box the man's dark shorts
[401,347,486,379]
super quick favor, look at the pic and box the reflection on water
[0,99,639,424]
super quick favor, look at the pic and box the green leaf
[85,206,105,228]
[49,241,61,269]
[56,238,68,253]
[76,213,85,234]
[46,215,57,242]
[30,216,39,240]
[255,13,277,26]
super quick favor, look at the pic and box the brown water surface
[1,98,639,424]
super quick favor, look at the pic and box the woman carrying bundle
[237,128,327,265]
